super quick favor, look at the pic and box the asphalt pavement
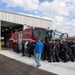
[0,54,57,75]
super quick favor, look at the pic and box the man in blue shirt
[34,39,43,67]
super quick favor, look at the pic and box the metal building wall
[0,10,52,29]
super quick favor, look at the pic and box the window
[33,29,38,38]
[33,28,46,40]
[51,31,62,40]
[46,30,62,40]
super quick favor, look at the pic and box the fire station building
[0,10,52,49]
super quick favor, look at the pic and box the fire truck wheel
[13,43,17,52]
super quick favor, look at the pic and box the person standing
[53,41,60,62]
[27,41,33,57]
[16,41,20,54]
[48,41,53,62]
[41,41,46,61]
[34,39,43,67]
[24,41,28,56]
[22,41,25,56]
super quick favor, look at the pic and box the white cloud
[39,0,70,16]
[1,0,39,10]
[54,16,64,23]
[38,0,75,37]
[1,0,75,36]
[52,19,75,37]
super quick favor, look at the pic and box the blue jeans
[35,53,41,66]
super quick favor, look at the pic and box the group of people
[15,39,75,67]
[42,39,75,62]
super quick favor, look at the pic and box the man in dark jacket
[22,41,25,56]
[53,41,60,62]
[27,41,33,57]
[34,39,43,67]
[16,41,20,53]
[41,41,46,61]
[48,41,54,62]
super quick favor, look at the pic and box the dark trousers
[72,47,75,59]
[16,47,20,53]
[55,49,60,62]
[28,48,31,57]
[63,50,68,62]
[22,48,25,56]
[46,50,49,60]
[67,51,74,61]
[41,50,46,61]
[49,50,56,62]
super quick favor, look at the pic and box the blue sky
[0,0,75,36]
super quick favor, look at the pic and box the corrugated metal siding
[0,10,52,29]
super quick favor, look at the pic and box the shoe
[48,61,51,62]
[37,65,41,67]
[22,54,25,56]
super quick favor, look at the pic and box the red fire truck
[10,27,68,51]
[9,27,47,51]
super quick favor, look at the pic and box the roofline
[0,10,52,22]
